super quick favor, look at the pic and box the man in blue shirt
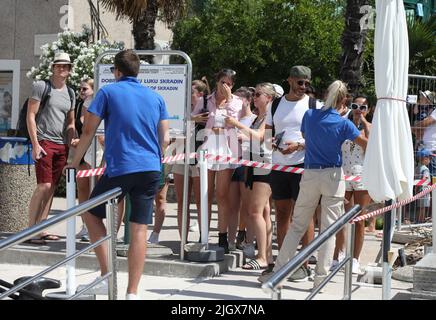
[259,80,367,290]
[65,50,170,300]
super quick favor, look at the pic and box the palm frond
[100,0,186,24]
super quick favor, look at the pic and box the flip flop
[242,259,267,270]
[41,234,60,241]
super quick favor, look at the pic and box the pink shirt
[192,92,243,157]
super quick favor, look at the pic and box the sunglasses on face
[80,87,88,92]
[254,92,264,98]
[296,80,311,87]
[110,66,116,73]
[351,103,368,111]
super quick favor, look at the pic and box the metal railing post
[66,168,77,297]
[433,177,436,253]
[105,198,118,300]
[382,200,393,300]
[199,150,209,245]
[343,222,355,300]
[271,288,281,300]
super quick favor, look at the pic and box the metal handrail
[262,204,361,300]
[0,187,122,300]
[0,188,121,251]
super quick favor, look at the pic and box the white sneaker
[243,243,256,259]
[147,232,159,244]
[126,293,139,300]
[330,251,346,271]
[352,258,361,274]
[76,225,88,239]
[189,221,199,232]
[76,277,108,295]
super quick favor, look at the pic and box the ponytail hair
[323,80,348,111]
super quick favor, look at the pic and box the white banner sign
[98,64,187,136]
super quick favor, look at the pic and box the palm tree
[340,0,370,96]
[408,15,436,75]
[100,0,186,54]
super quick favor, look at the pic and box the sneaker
[243,243,256,259]
[308,255,317,265]
[147,232,159,244]
[80,234,90,242]
[330,251,346,271]
[76,225,88,239]
[288,265,310,282]
[126,293,139,300]
[352,258,360,274]
[76,277,108,295]
[228,242,236,252]
[235,230,246,250]
[189,221,199,232]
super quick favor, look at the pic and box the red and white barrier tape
[75,152,432,187]
[350,183,436,223]
[76,152,197,178]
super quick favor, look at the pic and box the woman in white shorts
[332,95,373,274]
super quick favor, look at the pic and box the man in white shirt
[265,65,321,280]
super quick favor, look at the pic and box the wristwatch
[297,142,304,151]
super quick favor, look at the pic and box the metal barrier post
[397,205,402,231]
[66,168,77,296]
[433,177,436,253]
[382,200,393,300]
[106,199,117,300]
[199,150,209,245]
[271,289,281,300]
[343,222,355,300]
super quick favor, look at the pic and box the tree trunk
[132,0,158,62]
[340,0,370,96]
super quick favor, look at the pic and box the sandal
[242,259,267,270]
[40,234,60,241]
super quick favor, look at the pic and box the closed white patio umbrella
[362,0,414,203]
[362,0,414,300]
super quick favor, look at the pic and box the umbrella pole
[382,200,393,300]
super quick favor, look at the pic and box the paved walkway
[0,196,413,300]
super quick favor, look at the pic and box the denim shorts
[89,171,161,225]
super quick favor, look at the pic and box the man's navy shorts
[89,171,161,225]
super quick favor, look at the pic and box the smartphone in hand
[273,131,285,150]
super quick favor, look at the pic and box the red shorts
[35,140,69,185]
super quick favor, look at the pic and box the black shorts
[244,167,270,189]
[231,166,245,182]
[89,171,161,225]
[269,163,304,201]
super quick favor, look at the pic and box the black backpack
[270,96,317,137]
[17,80,74,139]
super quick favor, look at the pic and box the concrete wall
[0,0,173,107]
[0,0,69,108]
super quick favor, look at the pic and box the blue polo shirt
[301,108,360,168]
[88,76,169,177]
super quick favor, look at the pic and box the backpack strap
[66,86,75,109]
[309,96,317,109]
[38,80,52,113]
[271,96,283,137]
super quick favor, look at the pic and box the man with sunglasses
[265,65,321,281]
